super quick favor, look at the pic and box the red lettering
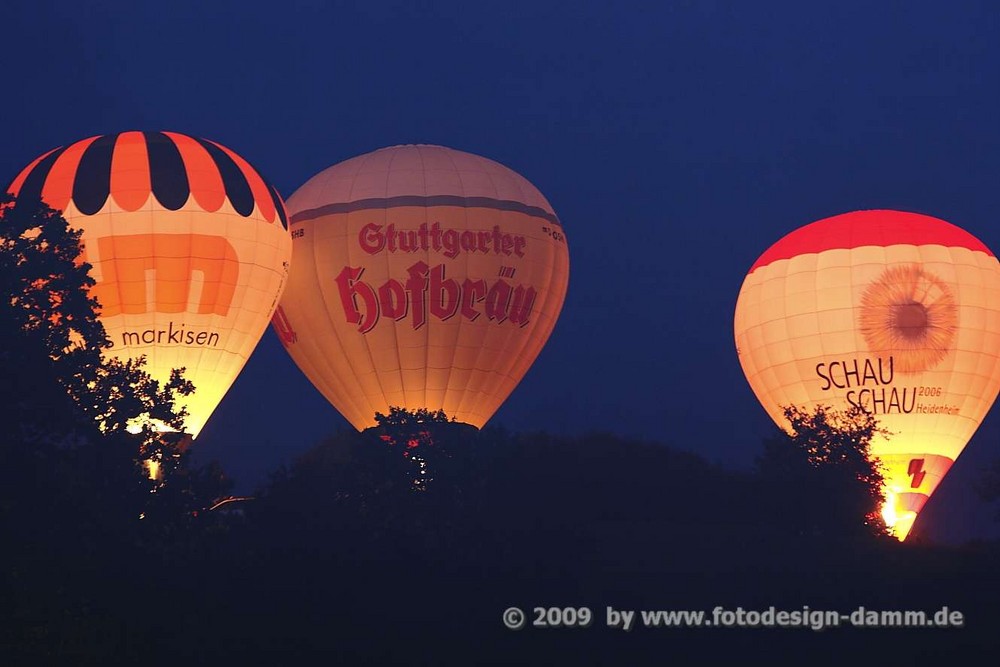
[335,266,379,333]
[418,223,430,251]
[485,279,513,323]
[429,264,460,320]
[406,261,429,330]
[336,263,534,332]
[271,305,298,345]
[359,223,385,254]
[509,285,536,327]
[460,231,476,253]
[431,223,443,252]
[501,234,514,255]
[378,279,408,320]
[386,224,398,252]
[358,223,528,259]
[461,279,486,321]
[514,236,526,257]
[399,229,418,252]
[441,229,459,258]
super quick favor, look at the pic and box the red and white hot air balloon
[734,210,1000,540]
[271,144,570,429]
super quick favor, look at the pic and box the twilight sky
[5,0,1000,542]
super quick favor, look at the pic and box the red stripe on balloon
[750,210,995,272]
[42,137,101,213]
[214,142,277,224]
[165,132,227,213]
[110,131,152,212]
[7,147,60,196]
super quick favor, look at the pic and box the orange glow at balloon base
[881,491,918,541]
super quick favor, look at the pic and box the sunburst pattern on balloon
[859,264,958,373]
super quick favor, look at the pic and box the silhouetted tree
[374,405,452,427]
[1,194,193,432]
[252,409,481,561]
[756,404,890,540]
[369,406,473,492]
[1,192,241,663]
[0,194,229,551]
[255,429,412,537]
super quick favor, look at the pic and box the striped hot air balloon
[7,131,292,438]
[271,144,570,430]
[734,210,1000,540]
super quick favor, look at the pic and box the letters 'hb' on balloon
[734,210,1000,540]
[7,131,292,438]
[272,144,570,430]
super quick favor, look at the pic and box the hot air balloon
[734,210,1000,540]
[7,132,292,438]
[272,144,569,429]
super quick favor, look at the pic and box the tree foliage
[374,405,452,427]
[369,406,469,490]
[757,404,891,539]
[0,194,226,537]
[0,195,106,360]
[0,194,196,443]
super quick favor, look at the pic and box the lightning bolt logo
[908,458,926,488]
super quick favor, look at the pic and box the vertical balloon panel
[8,132,292,438]
[734,210,1000,540]
[274,145,570,430]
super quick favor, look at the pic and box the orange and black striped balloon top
[7,131,288,228]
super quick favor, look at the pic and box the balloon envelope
[734,210,1000,540]
[273,144,570,429]
[8,131,292,437]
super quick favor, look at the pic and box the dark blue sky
[5,0,1000,542]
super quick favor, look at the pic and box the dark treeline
[2,197,999,664]
[3,413,999,665]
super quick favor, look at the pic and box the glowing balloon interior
[735,210,1000,540]
[8,131,292,437]
[273,144,570,430]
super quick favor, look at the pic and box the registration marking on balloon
[735,210,1000,540]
